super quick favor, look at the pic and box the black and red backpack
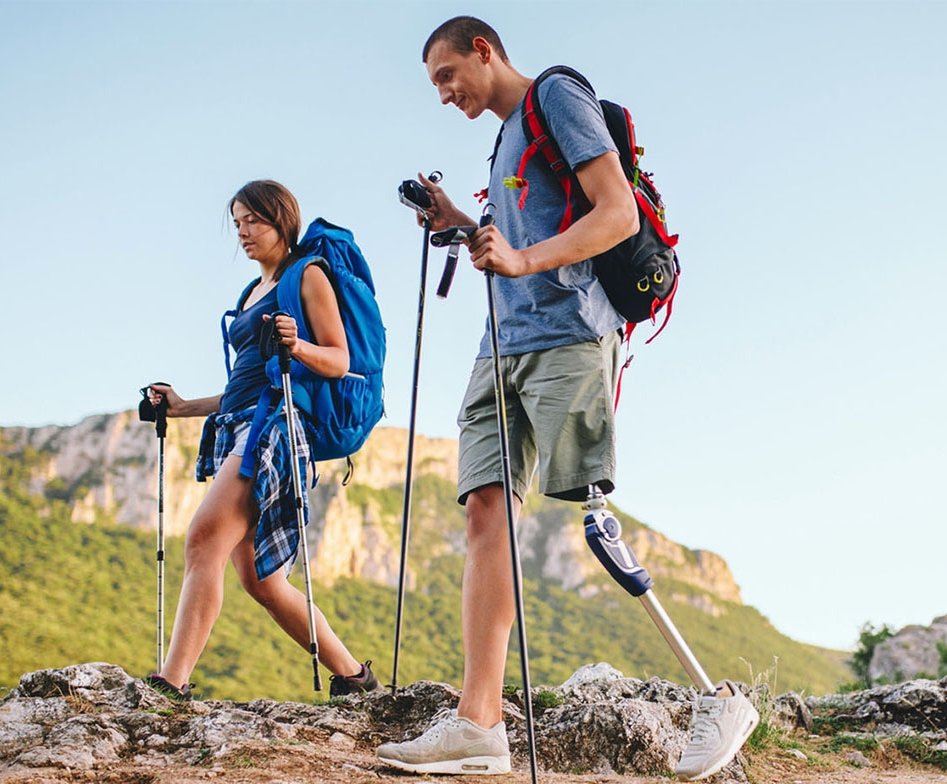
[482,65,680,362]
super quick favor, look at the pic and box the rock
[16,661,132,700]
[786,748,808,760]
[809,678,947,734]
[328,731,356,750]
[0,663,753,780]
[537,696,684,775]
[174,707,292,761]
[773,692,813,733]
[846,750,872,767]
[561,662,625,689]
[15,714,128,770]
[868,615,947,684]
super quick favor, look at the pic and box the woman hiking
[144,180,378,700]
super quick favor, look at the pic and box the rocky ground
[1,663,945,784]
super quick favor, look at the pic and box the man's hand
[418,171,475,231]
[468,225,530,277]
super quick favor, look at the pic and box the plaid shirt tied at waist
[196,399,316,581]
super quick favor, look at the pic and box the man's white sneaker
[675,680,760,781]
[377,708,511,775]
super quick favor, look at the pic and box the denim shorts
[227,421,252,459]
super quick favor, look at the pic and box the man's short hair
[422,16,509,63]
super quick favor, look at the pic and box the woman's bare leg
[231,534,362,676]
[158,456,253,687]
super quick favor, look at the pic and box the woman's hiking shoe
[328,660,380,697]
[144,674,194,702]
[376,708,511,775]
[675,680,760,780]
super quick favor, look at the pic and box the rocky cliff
[2,662,945,784]
[869,615,947,684]
[1,412,742,611]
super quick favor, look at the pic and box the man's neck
[490,69,533,121]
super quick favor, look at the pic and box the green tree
[849,622,893,687]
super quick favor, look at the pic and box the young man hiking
[377,17,758,780]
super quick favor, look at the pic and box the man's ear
[471,36,492,64]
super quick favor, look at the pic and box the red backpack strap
[644,272,680,345]
[515,66,596,231]
[613,322,636,411]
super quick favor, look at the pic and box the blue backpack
[224,218,386,465]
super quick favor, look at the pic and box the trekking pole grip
[139,383,170,438]
[267,310,293,374]
[155,395,168,438]
[480,204,496,280]
[277,340,292,374]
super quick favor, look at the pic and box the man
[377,16,758,780]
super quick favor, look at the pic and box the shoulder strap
[517,65,597,232]
[275,255,330,346]
[220,277,260,379]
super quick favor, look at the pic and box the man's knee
[465,484,519,541]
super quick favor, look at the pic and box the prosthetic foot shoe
[328,660,381,697]
[675,680,759,780]
[377,708,511,775]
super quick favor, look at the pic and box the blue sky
[2,0,945,653]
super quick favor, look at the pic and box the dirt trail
[1,743,943,784]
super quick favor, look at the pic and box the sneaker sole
[676,705,760,781]
[378,754,511,775]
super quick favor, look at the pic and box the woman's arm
[268,264,349,378]
[147,384,221,418]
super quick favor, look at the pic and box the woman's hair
[229,180,302,271]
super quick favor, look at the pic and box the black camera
[398,171,442,216]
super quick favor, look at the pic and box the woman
[145,180,378,700]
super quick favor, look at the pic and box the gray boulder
[0,661,756,779]
[869,615,947,684]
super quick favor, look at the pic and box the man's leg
[377,357,529,774]
[456,484,521,727]
[375,482,517,774]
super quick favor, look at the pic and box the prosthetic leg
[583,485,715,695]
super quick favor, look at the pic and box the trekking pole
[584,487,716,695]
[270,319,322,692]
[138,384,169,673]
[391,173,440,694]
[480,204,540,784]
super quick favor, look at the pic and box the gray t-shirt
[477,73,625,359]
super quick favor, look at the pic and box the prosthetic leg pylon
[583,485,716,695]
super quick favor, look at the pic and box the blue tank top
[219,286,279,414]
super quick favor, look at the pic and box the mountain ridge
[1,413,742,605]
[0,412,850,698]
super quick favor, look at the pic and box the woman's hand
[262,312,301,357]
[147,383,186,418]
[146,384,221,418]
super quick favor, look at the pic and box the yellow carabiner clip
[653,270,664,285]
[636,277,650,293]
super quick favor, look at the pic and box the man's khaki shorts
[457,330,620,504]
